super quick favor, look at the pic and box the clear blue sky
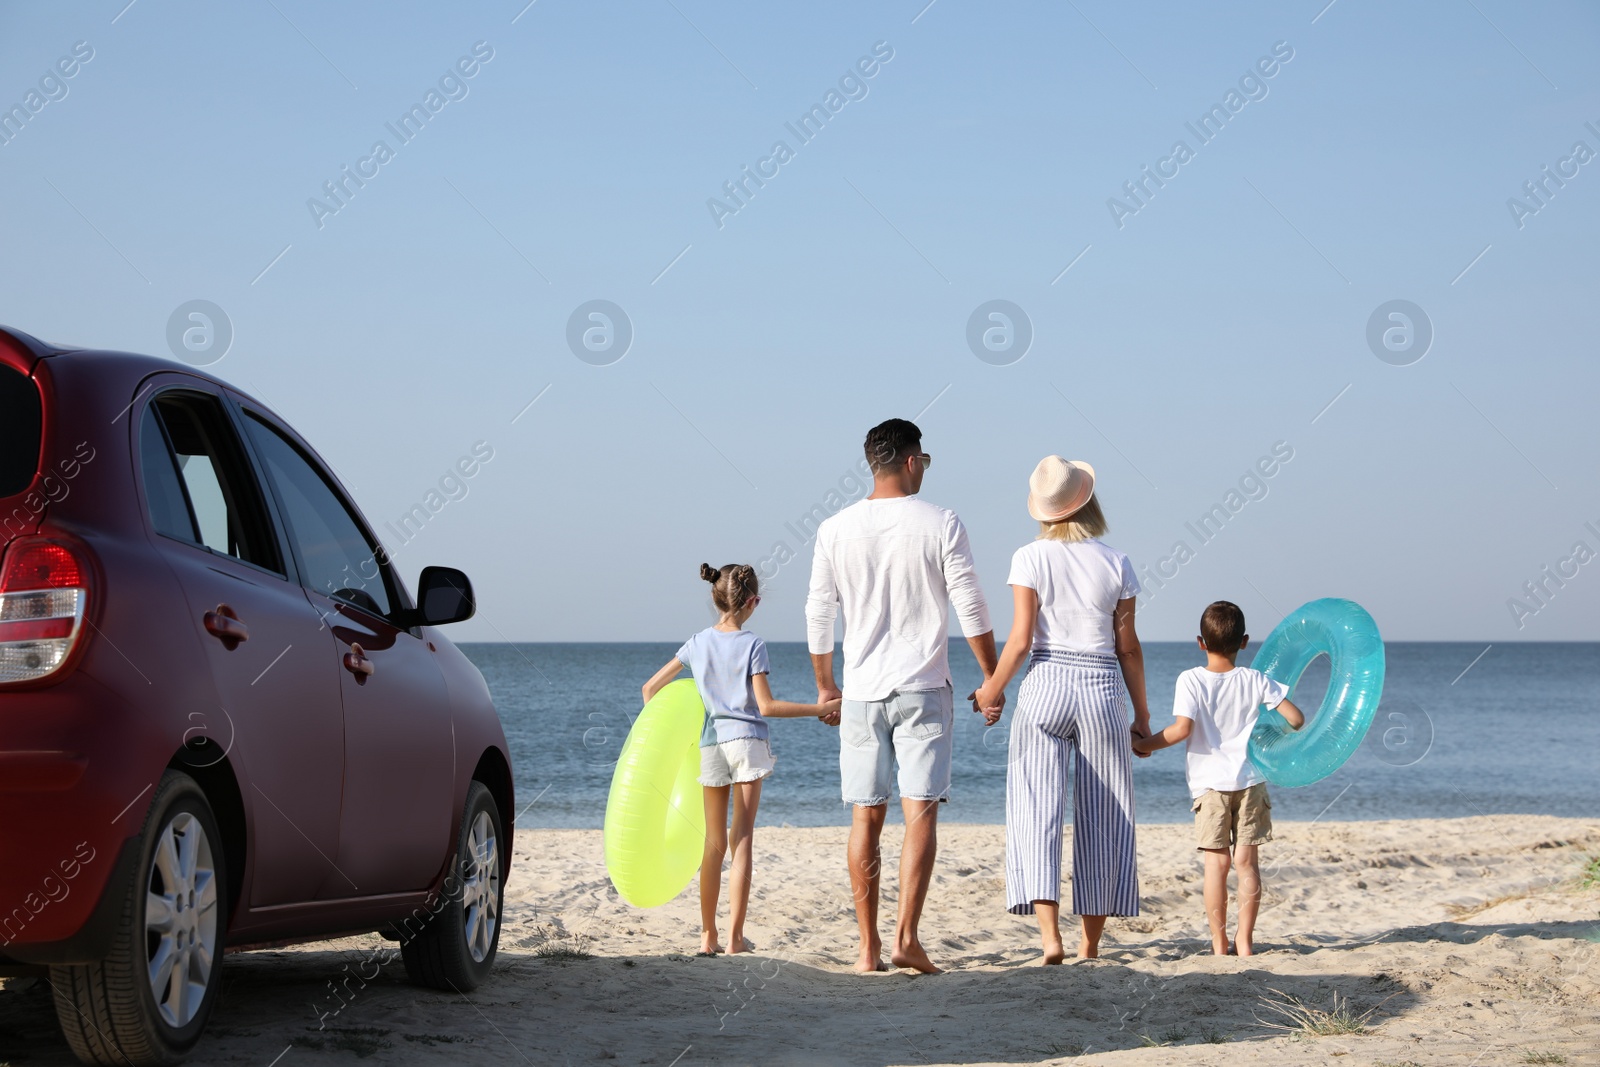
[3,1,1596,642]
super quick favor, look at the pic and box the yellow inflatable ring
[604,679,707,908]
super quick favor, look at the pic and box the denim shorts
[839,685,954,806]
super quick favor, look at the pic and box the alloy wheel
[460,810,499,963]
[144,811,219,1028]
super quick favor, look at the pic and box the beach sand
[3,815,1597,1065]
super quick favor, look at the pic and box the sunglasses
[909,453,932,470]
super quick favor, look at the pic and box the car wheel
[400,780,503,991]
[50,770,227,1066]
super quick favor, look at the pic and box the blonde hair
[1037,495,1106,542]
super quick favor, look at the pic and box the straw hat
[1027,456,1096,522]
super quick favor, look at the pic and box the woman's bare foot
[891,940,941,974]
[1077,916,1107,960]
[728,936,755,954]
[700,931,723,955]
[1041,943,1067,965]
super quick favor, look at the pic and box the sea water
[464,642,1598,829]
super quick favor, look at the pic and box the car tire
[50,770,228,1066]
[400,780,504,992]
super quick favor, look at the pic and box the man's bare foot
[700,932,723,955]
[854,938,886,973]
[890,941,942,974]
[728,936,755,954]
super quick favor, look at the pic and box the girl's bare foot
[700,931,723,955]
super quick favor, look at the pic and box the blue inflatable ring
[1247,598,1385,788]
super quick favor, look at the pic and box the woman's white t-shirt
[1006,538,1140,655]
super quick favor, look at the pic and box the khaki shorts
[1192,783,1273,850]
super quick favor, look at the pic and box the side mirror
[398,566,475,628]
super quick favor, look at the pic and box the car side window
[140,394,284,574]
[242,414,394,618]
[139,406,194,539]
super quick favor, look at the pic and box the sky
[2,1,1597,643]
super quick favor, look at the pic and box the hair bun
[699,563,719,583]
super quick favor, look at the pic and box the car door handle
[203,605,249,650]
[342,642,374,684]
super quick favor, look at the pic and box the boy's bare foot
[1236,939,1253,957]
[890,940,942,974]
[854,958,890,973]
[700,932,723,955]
[1213,940,1232,956]
[728,936,755,954]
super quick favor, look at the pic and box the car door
[134,383,347,907]
[235,405,455,897]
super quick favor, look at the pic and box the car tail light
[0,539,89,684]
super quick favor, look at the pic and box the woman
[973,456,1150,963]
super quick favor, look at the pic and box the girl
[642,563,841,956]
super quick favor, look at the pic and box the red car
[0,326,513,1064]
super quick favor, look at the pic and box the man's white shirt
[805,496,992,702]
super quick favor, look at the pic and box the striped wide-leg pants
[1005,649,1140,916]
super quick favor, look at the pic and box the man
[805,418,1000,974]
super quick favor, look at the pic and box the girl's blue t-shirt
[676,627,770,747]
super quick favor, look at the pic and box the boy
[1133,601,1303,956]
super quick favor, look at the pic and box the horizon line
[451,637,1597,645]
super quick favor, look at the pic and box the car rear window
[0,365,42,498]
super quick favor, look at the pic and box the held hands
[969,680,1005,726]
[1129,720,1153,758]
[817,687,842,727]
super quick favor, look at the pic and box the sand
[3,815,1597,1065]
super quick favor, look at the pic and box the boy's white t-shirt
[1174,665,1290,798]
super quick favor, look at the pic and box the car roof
[0,325,75,370]
[0,324,265,408]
